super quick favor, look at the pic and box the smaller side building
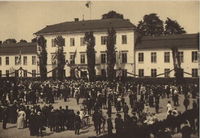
[135,34,199,78]
[0,43,38,77]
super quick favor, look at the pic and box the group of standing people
[0,78,199,138]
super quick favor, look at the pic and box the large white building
[35,18,135,77]
[0,18,199,79]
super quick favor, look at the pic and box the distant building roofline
[136,33,199,50]
[35,18,136,35]
[0,42,37,55]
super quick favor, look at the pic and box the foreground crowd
[0,79,199,138]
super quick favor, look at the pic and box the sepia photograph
[0,1,199,138]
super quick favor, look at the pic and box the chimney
[74,18,79,22]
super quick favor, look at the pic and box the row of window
[51,52,128,65]
[138,68,198,77]
[101,69,127,77]
[0,56,37,66]
[138,51,198,63]
[0,52,126,66]
[100,52,127,64]
[0,70,36,77]
[0,69,127,78]
[51,35,127,47]
[1,51,197,66]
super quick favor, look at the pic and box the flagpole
[90,3,92,20]
[86,1,92,20]
[19,49,22,79]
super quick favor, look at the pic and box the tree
[165,17,186,35]
[31,37,37,43]
[136,13,164,36]
[106,28,116,81]
[19,39,27,43]
[102,10,124,19]
[37,35,47,80]
[3,39,17,44]
[171,47,184,85]
[54,36,65,81]
[84,32,96,81]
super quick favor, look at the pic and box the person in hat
[48,109,55,132]
[115,113,124,137]
[123,102,129,115]
[75,88,80,105]
[54,109,60,132]
[36,111,44,136]
[74,111,81,135]
[29,110,36,136]
[183,95,190,111]
[25,105,31,127]
[59,106,65,131]
[155,95,160,114]
[2,106,8,129]
[181,120,192,138]
[107,117,113,136]
[92,109,102,135]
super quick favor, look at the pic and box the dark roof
[0,43,37,55]
[35,18,135,35]
[136,33,199,50]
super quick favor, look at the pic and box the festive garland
[0,66,59,77]
[126,68,174,77]
[0,67,194,77]
[126,68,194,77]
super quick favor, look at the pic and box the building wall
[0,54,38,77]
[0,33,197,79]
[135,48,198,78]
[43,29,135,77]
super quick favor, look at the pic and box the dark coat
[74,115,81,129]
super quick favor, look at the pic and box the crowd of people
[0,78,199,138]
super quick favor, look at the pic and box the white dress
[17,110,26,129]
[166,103,172,115]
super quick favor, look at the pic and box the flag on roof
[85,1,91,8]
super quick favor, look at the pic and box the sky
[0,1,199,42]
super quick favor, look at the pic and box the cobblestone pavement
[0,94,198,138]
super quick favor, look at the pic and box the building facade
[0,18,199,79]
[135,34,199,78]
[35,18,135,77]
[0,43,38,77]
